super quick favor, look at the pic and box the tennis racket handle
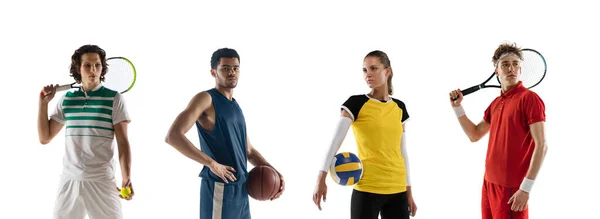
[56,84,72,92]
[450,85,480,101]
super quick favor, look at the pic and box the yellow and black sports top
[341,94,410,194]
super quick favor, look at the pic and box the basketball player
[165,48,285,219]
[312,50,417,219]
[448,42,548,219]
[37,44,134,219]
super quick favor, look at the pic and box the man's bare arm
[115,121,132,182]
[165,92,217,167]
[246,137,272,168]
[247,136,285,200]
[449,90,490,142]
[37,100,63,144]
[520,121,548,193]
[457,116,490,142]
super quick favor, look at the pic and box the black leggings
[351,189,410,219]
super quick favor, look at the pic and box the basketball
[329,152,363,186]
[247,165,281,201]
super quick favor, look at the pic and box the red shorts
[482,180,528,219]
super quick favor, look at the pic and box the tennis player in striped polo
[313,50,417,219]
[449,42,548,219]
[165,48,284,219]
[38,45,134,219]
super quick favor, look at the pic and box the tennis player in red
[448,42,548,219]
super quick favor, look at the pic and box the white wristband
[519,178,535,193]
[452,105,465,117]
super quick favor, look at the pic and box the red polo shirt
[483,81,546,188]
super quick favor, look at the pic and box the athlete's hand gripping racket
[44,57,137,95]
[450,49,546,101]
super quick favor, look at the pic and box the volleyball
[329,152,363,186]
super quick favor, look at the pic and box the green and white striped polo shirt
[50,84,130,181]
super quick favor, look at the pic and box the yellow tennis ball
[120,187,131,198]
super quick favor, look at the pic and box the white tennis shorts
[53,177,122,219]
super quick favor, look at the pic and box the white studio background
[0,0,598,218]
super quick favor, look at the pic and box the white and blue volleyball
[329,152,363,186]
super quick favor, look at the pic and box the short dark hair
[69,45,108,83]
[365,50,394,95]
[210,48,240,69]
[492,42,523,67]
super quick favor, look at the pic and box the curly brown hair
[69,45,108,83]
[492,42,523,67]
[365,50,394,95]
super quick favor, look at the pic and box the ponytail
[387,70,393,95]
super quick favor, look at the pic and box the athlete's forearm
[118,142,132,180]
[165,133,217,167]
[519,141,547,194]
[525,140,548,181]
[520,122,548,193]
[37,101,51,144]
[400,130,411,186]
[314,116,352,185]
[248,147,272,168]
[456,113,475,136]
[114,122,132,181]
[316,171,327,185]
[454,106,485,142]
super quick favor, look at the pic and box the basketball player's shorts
[200,178,250,219]
[351,189,410,219]
[482,179,528,219]
[53,176,122,219]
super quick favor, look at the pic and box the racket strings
[103,58,136,93]
[519,51,546,88]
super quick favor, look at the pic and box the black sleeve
[341,95,368,121]
[393,98,410,123]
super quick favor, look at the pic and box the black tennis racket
[52,57,137,94]
[451,48,546,101]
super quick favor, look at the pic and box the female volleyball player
[312,50,417,219]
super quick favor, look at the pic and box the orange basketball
[247,165,280,201]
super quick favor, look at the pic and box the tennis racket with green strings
[47,57,137,95]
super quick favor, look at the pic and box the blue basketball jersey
[196,88,248,185]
